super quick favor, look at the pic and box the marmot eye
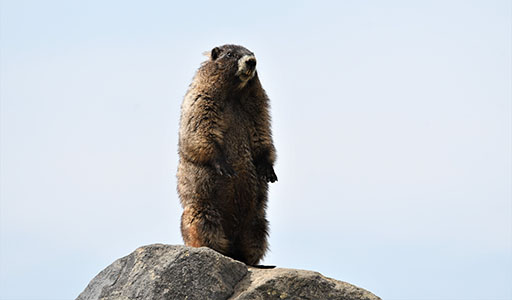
[226,51,233,58]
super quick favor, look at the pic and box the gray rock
[230,268,380,300]
[77,244,247,300]
[77,244,380,300]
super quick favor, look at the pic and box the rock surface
[77,244,380,300]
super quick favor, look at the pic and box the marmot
[177,44,277,266]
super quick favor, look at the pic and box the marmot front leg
[180,205,230,254]
[251,116,277,183]
[178,95,235,178]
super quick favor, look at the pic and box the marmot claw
[258,163,277,183]
[265,167,278,183]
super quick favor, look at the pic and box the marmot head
[204,44,258,88]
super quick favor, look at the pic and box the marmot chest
[221,102,255,163]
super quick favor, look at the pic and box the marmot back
[177,44,277,265]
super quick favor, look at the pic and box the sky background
[0,0,511,299]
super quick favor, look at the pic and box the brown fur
[177,44,277,265]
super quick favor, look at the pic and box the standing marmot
[177,44,277,266]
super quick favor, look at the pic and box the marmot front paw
[213,157,236,178]
[258,163,277,183]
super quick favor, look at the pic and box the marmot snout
[237,55,257,81]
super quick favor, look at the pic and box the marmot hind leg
[237,215,269,266]
[180,205,230,254]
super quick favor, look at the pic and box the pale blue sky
[1,1,511,299]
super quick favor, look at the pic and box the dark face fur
[209,45,258,87]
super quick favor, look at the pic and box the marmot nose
[245,58,256,69]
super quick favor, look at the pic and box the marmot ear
[211,47,221,61]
